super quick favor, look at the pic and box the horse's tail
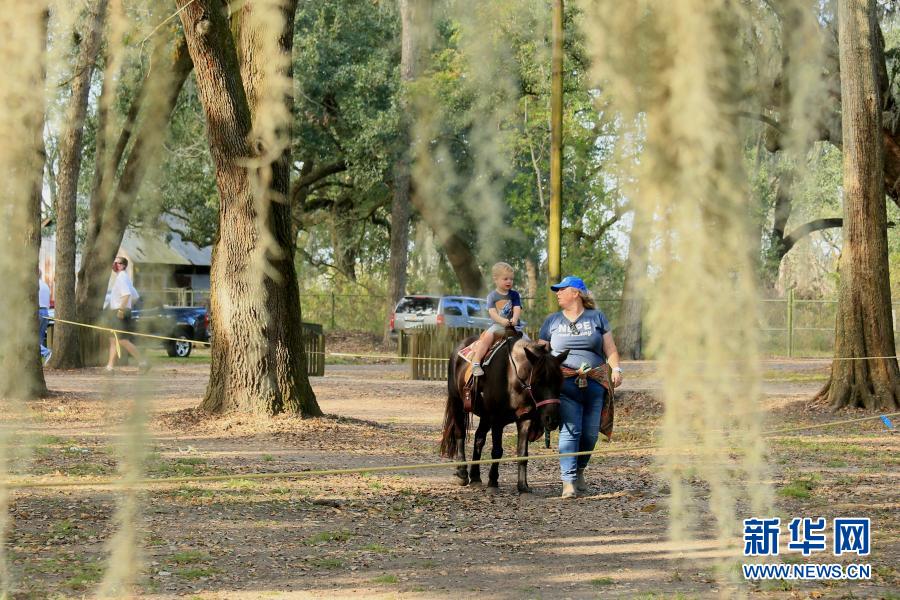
[440,349,469,458]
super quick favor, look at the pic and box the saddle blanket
[458,338,507,366]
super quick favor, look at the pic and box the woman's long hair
[577,288,596,310]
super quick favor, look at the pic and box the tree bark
[331,197,358,282]
[816,0,900,411]
[524,257,538,308]
[0,4,49,398]
[178,0,321,416]
[47,0,108,369]
[22,9,51,398]
[72,36,193,347]
[384,0,431,343]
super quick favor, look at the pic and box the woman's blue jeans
[558,377,605,482]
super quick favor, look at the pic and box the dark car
[132,306,209,358]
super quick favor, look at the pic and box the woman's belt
[561,364,611,390]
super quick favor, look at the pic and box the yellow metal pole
[548,0,563,311]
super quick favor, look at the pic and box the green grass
[825,459,848,468]
[371,574,398,584]
[225,478,257,491]
[774,437,871,457]
[361,543,391,554]
[874,565,897,579]
[304,530,353,545]
[310,558,344,569]
[760,579,794,591]
[149,457,209,477]
[50,519,76,537]
[64,562,104,590]
[170,550,208,565]
[590,577,614,586]
[63,462,111,476]
[777,478,817,499]
[262,454,275,462]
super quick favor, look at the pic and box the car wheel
[166,336,193,358]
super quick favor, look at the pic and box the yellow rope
[48,318,900,362]
[50,317,211,347]
[6,412,896,491]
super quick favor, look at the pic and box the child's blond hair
[491,261,514,281]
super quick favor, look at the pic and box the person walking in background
[38,269,51,366]
[538,276,622,498]
[105,257,149,372]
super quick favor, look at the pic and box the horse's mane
[511,339,560,382]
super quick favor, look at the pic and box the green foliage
[777,476,819,499]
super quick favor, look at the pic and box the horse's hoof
[469,479,483,487]
[451,475,469,486]
[486,485,500,495]
[518,486,533,495]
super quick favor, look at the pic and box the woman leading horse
[538,276,623,498]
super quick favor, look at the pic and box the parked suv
[132,306,209,358]
[390,295,502,335]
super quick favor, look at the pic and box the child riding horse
[441,330,568,493]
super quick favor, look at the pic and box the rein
[507,346,560,416]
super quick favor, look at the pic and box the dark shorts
[103,309,135,341]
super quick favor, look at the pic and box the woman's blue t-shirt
[538,309,611,370]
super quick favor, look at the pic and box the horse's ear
[554,349,570,365]
[523,346,540,364]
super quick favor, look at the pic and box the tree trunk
[27,139,50,398]
[73,36,192,347]
[410,190,483,295]
[178,0,321,416]
[439,229,483,297]
[384,0,432,343]
[617,208,649,359]
[24,10,51,398]
[0,5,49,399]
[47,0,108,369]
[816,0,900,411]
[524,257,539,310]
[331,198,358,281]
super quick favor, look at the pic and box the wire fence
[297,291,900,358]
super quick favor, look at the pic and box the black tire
[166,335,193,358]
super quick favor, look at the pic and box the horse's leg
[469,417,490,485]
[487,423,504,492]
[516,419,532,494]
[453,417,469,485]
[450,398,469,486]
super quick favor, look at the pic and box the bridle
[507,347,560,416]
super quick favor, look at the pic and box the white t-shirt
[108,270,139,310]
[38,278,51,308]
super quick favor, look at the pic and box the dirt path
[7,358,897,599]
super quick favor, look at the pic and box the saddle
[458,330,519,413]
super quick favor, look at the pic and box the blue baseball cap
[550,276,587,292]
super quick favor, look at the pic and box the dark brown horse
[440,332,568,493]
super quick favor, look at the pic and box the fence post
[787,288,794,358]
[330,292,336,329]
